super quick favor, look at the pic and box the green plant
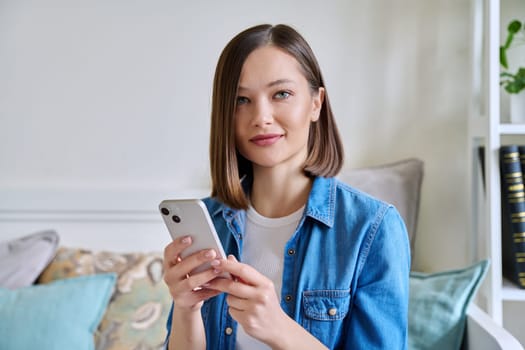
[500,20,525,94]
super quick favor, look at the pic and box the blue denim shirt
[165,176,410,349]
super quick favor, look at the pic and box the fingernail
[204,249,215,258]
[202,283,211,287]
[210,259,220,266]
[213,268,221,274]
[182,236,191,244]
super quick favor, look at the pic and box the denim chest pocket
[301,289,351,347]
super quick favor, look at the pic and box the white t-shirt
[235,204,304,350]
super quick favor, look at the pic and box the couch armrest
[462,303,523,350]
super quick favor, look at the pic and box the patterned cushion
[38,247,171,350]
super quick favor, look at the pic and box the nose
[251,99,273,127]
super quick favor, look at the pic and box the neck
[250,166,313,218]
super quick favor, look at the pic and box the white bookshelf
[500,124,525,135]
[469,0,525,329]
[502,279,525,301]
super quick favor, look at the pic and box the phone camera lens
[172,215,181,223]
[161,208,170,216]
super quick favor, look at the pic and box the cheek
[233,118,247,152]
[285,106,315,130]
[233,117,243,141]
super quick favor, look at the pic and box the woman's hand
[207,255,327,350]
[207,255,285,343]
[163,236,223,312]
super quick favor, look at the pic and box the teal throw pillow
[408,260,489,350]
[0,273,116,350]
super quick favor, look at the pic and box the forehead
[238,46,305,86]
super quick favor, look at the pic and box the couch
[0,158,522,350]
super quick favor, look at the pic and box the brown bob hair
[210,24,344,209]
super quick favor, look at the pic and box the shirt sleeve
[163,302,174,349]
[342,206,410,350]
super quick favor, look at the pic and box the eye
[236,96,250,106]
[274,91,291,100]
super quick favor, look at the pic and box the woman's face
[234,45,324,173]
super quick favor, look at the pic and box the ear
[311,87,325,122]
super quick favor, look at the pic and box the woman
[163,24,410,350]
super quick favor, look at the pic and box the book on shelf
[500,145,525,289]
[477,146,486,193]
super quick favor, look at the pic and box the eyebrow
[238,79,295,92]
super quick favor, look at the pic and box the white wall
[0,0,472,272]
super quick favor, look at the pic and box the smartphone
[159,199,229,276]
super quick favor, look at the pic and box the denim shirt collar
[208,176,336,228]
[304,176,336,227]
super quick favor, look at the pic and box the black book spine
[500,145,525,288]
[478,146,486,193]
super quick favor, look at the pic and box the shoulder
[311,176,400,221]
[201,196,234,215]
[330,178,411,273]
[201,196,244,223]
[311,177,407,243]
[202,197,221,214]
[335,177,406,233]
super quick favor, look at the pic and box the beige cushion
[339,158,424,258]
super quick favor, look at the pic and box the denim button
[225,327,233,335]
[285,295,292,302]
[328,308,337,316]
[287,249,295,255]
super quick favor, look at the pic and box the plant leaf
[503,32,515,50]
[501,46,509,69]
[502,68,525,94]
[508,20,522,34]
[517,67,525,78]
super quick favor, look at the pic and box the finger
[165,267,226,305]
[205,275,254,299]
[193,288,223,301]
[163,236,192,270]
[181,267,226,292]
[166,248,219,282]
[226,292,252,311]
[212,255,262,286]
[171,283,223,311]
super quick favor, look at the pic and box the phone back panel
[159,199,227,262]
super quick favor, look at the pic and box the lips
[250,133,283,146]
